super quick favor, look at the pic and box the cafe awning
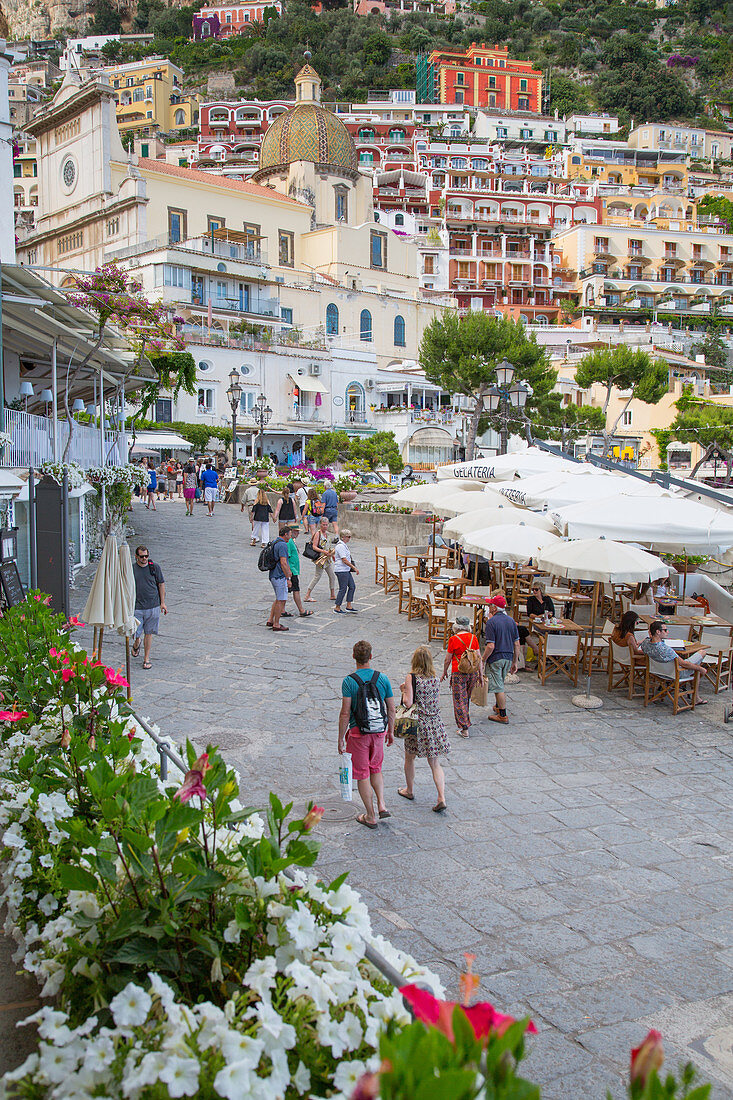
[287,374,329,395]
[409,427,454,447]
[133,431,193,450]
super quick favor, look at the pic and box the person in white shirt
[333,530,359,614]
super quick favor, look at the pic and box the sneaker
[333,608,346,614]
[345,607,359,614]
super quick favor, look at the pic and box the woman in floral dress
[398,645,450,813]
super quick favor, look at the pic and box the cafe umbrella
[535,537,671,710]
[82,534,119,658]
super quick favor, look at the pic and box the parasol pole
[93,627,98,656]
[98,626,104,659]
[432,513,436,573]
[125,637,132,703]
[572,577,603,710]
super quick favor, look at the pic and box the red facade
[431,44,543,112]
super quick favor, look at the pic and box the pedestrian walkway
[52,499,732,1097]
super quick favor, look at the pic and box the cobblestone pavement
[66,498,733,1099]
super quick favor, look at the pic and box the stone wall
[340,508,431,546]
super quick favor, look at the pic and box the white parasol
[116,541,137,700]
[552,494,733,554]
[82,534,120,657]
[442,503,523,540]
[436,447,577,483]
[461,523,560,563]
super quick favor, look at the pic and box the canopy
[437,447,577,483]
[115,541,137,638]
[552,495,733,554]
[288,374,329,395]
[442,503,522,540]
[391,482,484,508]
[430,491,494,519]
[133,431,193,451]
[500,469,672,510]
[461,523,560,564]
[535,538,670,584]
[83,534,119,629]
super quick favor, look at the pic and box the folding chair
[426,592,448,643]
[628,603,656,617]
[537,634,580,686]
[398,569,415,615]
[383,553,401,595]
[374,546,394,586]
[607,639,645,699]
[644,655,701,714]
[581,619,614,675]
[699,628,733,693]
[408,579,430,621]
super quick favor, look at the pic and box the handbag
[471,678,489,707]
[394,674,419,738]
[303,541,320,561]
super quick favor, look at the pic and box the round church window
[62,158,77,190]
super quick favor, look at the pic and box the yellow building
[105,58,199,137]
[563,144,691,196]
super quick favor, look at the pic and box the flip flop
[378,810,391,819]
[398,788,414,800]
[131,641,141,658]
[272,625,289,631]
[142,662,152,670]
[266,621,273,628]
[432,802,447,814]
[300,610,314,617]
[281,611,293,617]
[356,813,378,830]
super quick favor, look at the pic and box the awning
[409,427,454,446]
[133,431,193,450]
[287,374,329,395]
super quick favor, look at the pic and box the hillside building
[417,45,543,112]
[192,1,283,40]
[104,58,199,138]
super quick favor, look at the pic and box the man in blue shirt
[199,461,219,518]
[338,640,395,828]
[482,595,520,725]
[321,484,339,528]
[267,526,293,632]
[641,620,706,704]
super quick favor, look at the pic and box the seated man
[640,620,707,705]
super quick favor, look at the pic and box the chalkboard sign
[0,561,25,608]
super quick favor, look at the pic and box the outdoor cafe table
[637,611,733,639]
[530,617,587,636]
[427,575,470,601]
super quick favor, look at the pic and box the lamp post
[486,357,529,455]
[226,368,243,467]
[249,392,272,459]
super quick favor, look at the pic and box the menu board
[0,561,25,608]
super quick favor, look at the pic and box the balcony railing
[1,409,121,469]
[288,408,322,423]
[189,295,279,317]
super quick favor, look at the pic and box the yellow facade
[106,58,199,137]
[564,150,691,195]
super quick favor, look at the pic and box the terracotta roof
[136,158,306,205]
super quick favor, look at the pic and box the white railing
[1,409,121,469]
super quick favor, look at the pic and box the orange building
[419,45,543,112]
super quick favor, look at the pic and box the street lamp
[249,392,272,459]
[486,358,529,455]
[226,368,243,467]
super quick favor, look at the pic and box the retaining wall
[341,508,431,545]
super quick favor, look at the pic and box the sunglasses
[136,553,149,560]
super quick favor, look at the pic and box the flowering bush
[351,502,413,514]
[248,456,276,476]
[0,430,12,452]
[0,597,440,1099]
[38,461,87,490]
[334,473,361,493]
[86,463,148,533]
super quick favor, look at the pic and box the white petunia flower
[328,923,365,966]
[223,919,241,944]
[67,890,101,919]
[333,1059,368,1096]
[284,902,321,952]
[36,1041,80,1084]
[292,1060,311,1093]
[38,853,53,869]
[243,957,277,1000]
[109,982,152,1027]
[156,1056,200,1097]
[248,1000,296,1053]
[213,1059,254,1099]
[220,1029,264,1068]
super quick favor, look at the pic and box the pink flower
[0,709,28,722]
[350,1072,380,1100]
[399,986,537,1044]
[174,769,207,803]
[104,667,130,689]
[60,668,76,683]
[631,1030,664,1085]
[192,752,211,775]
[303,805,324,832]
[66,616,85,627]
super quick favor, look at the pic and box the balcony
[189,295,279,318]
[288,408,322,424]
[1,409,121,470]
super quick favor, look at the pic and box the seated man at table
[640,620,707,704]
[518,581,555,667]
[482,595,520,725]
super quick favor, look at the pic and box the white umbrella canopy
[442,503,523,540]
[83,534,119,629]
[436,447,577,483]
[115,542,137,638]
[552,494,733,554]
[535,538,670,584]
[391,481,485,507]
[461,523,561,564]
[431,491,496,518]
[537,474,672,512]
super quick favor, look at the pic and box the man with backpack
[131,545,167,670]
[338,640,395,829]
[263,526,293,632]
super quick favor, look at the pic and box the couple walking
[338,640,449,829]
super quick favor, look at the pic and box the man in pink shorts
[338,640,395,829]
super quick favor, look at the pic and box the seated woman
[611,610,644,658]
[518,581,555,666]
[654,581,676,617]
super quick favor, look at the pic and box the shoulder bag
[394,673,419,739]
[303,540,320,561]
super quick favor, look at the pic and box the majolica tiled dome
[254,61,357,178]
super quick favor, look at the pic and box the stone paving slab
[55,497,733,1099]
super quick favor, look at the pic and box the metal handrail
[125,706,416,996]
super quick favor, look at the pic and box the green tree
[350,431,403,473]
[574,347,669,456]
[90,0,123,34]
[697,194,733,230]
[419,312,555,460]
[305,430,351,466]
[533,394,606,450]
[691,325,730,387]
[548,72,589,117]
[667,393,733,482]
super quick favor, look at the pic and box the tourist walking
[482,595,520,725]
[273,484,300,526]
[145,463,157,510]
[176,462,184,499]
[304,516,337,602]
[442,616,482,738]
[267,526,293,632]
[199,460,219,517]
[333,529,358,614]
[338,640,394,829]
[241,476,260,522]
[321,482,339,528]
[399,645,450,812]
[252,488,273,546]
[165,461,177,501]
[182,460,197,516]
[285,526,314,618]
[131,545,167,670]
[292,478,308,518]
[303,488,323,535]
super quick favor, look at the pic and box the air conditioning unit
[309,363,322,377]
[365,378,375,390]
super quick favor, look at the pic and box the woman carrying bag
[442,616,483,739]
[398,646,450,813]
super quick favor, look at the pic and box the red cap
[486,595,507,608]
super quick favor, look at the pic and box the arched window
[394,213,404,226]
[359,151,373,165]
[394,314,405,347]
[389,127,406,142]
[359,128,375,141]
[326,303,339,335]
[360,309,372,342]
[346,381,366,422]
[174,109,185,126]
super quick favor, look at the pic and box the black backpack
[348,671,388,735]
[258,541,278,572]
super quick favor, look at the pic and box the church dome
[253,60,357,180]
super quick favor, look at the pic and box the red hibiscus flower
[0,709,29,722]
[400,986,537,1044]
[631,1029,664,1085]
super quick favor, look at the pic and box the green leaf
[58,865,98,892]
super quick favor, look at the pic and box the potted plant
[667,553,708,573]
[334,472,360,500]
